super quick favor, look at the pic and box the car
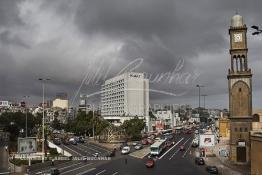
[62,139,70,145]
[195,157,205,165]
[147,139,154,145]
[78,136,85,143]
[180,145,185,151]
[142,139,148,145]
[50,168,60,175]
[206,166,218,174]
[134,144,143,150]
[132,142,138,146]
[192,142,198,148]
[121,146,130,154]
[145,158,155,168]
[107,150,116,157]
[53,138,61,145]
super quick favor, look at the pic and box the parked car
[69,138,77,145]
[134,144,143,150]
[121,146,131,154]
[142,139,148,145]
[62,139,70,145]
[145,158,155,168]
[195,157,205,165]
[132,142,138,146]
[206,166,218,174]
[147,139,154,145]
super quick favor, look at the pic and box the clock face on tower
[234,33,242,42]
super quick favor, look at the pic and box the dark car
[145,158,155,168]
[50,168,60,175]
[206,166,218,174]
[195,157,205,165]
[107,150,116,157]
[78,136,85,143]
[53,138,61,145]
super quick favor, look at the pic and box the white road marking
[159,137,184,159]
[60,163,93,175]
[32,162,83,174]
[169,137,191,160]
[112,172,119,175]
[76,168,96,175]
[79,144,102,153]
[59,162,82,170]
[72,144,93,155]
[87,143,109,152]
[96,170,106,175]
[63,145,82,156]
[182,139,193,158]
[169,149,180,160]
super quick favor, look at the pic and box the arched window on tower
[241,55,246,71]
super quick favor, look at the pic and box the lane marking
[159,137,184,159]
[33,162,82,174]
[76,168,96,175]
[0,172,10,175]
[169,149,180,160]
[169,137,191,160]
[71,144,93,155]
[60,163,93,175]
[182,139,193,158]
[86,143,109,152]
[78,144,102,153]
[112,172,118,175]
[63,145,82,156]
[96,170,106,175]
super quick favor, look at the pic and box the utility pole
[201,94,208,109]
[196,85,204,116]
[23,96,30,137]
[38,78,50,163]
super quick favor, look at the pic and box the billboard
[18,137,37,154]
[199,134,215,147]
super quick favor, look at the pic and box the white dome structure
[231,14,244,27]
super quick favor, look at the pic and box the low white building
[52,98,68,109]
[101,72,149,128]
[152,110,179,131]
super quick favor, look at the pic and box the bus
[150,139,166,156]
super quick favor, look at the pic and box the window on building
[240,128,243,132]
[235,128,238,132]
[245,128,248,132]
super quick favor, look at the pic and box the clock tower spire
[228,13,252,164]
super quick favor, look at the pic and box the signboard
[0,101,9,107]
[18,137,37,154]
[238,141,246,147]
[199,134,215,147]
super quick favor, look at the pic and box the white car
[132,142,138,146]
[121,146,130,154]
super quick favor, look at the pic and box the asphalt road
[29,133,213,175]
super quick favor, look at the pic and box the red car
[147,139,154,145]
[145,159,155,168]
[180,145,185,151]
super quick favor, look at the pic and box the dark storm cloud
[0,0,262,109]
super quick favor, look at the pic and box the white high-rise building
[101,72,149,126]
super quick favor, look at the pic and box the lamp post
[23,96,30,137]
[196,85,204,117]
[38,78,50,163]
[201,94,208,109]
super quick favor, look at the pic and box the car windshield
[151,147,158,152]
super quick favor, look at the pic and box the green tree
[121,117,145,141]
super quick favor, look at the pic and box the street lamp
[196,84,204,116]
[38,78,50,163]
[201,94,208,109]
[251,25,262,35]
[23,96,30,137]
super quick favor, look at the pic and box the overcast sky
[0,0,262,110]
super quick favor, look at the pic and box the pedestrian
[51,159,54,166]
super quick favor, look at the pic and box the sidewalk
[203,137,250,175]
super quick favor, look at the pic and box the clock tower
[228,13,252,164]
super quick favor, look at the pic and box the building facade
[101,72,149,126]
[250,131,262,175]
[228,14,253,164]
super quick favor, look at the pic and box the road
[29,133,213,175]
